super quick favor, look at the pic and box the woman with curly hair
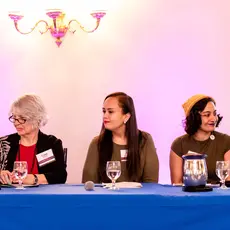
[170,94,230,184]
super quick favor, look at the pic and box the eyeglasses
[9,115,27,124]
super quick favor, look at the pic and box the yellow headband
[182,94,214,117]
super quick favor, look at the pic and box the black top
[0,131,67,184]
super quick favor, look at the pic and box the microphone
[84,181,94,191]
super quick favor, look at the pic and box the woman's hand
[0,170,13,184]
[13,174,47,185]
[12,174,35,185]
[22,174,35,185]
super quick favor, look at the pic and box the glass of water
[13,161,28,190]
[216,161,230,189]
[106,161,121,190]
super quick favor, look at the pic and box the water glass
[106,161,121,190]
[216,161,230,189]
[13,161,28,190]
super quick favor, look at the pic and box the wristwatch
[33,174,38,185]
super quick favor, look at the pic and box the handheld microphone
[84,181,94,191]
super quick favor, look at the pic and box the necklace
[210,134,215,140]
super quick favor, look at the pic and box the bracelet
[33,174,38,185]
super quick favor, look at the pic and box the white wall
[0,0,230,184]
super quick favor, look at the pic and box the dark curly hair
[183,97,223,135]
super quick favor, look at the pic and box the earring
[124,120,127,124]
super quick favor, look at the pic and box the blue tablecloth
[0,183,228,230]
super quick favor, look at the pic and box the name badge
[120,149,128,161]
[36,149,56,167]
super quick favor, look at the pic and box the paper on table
[172,183,183,187]
[1,184,39,188]
[103,182,142,189]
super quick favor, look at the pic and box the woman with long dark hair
[82,92,159,183]
[170,94,230,184]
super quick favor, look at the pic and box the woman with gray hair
[0,94,67,185]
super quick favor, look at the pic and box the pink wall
[0,0,230,183]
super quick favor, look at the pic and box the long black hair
[98,92,144,182]
[184,97,222,135]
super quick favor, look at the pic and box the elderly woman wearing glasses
[0,94,67,185]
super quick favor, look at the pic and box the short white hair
[9,94,48,127]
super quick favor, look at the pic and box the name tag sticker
[36,149,56,167]
[120,149,128,161]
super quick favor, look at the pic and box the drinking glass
[216,161,230,189]
[106,161,121,190]
[13,161,28,190]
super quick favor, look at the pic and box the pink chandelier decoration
[9,9,106,47]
